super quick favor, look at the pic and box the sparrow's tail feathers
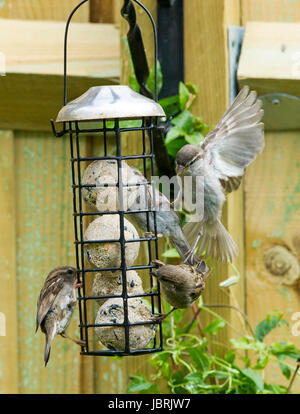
[201,219,238,262]
[44,338,51,367]
[44,325,56,367]
[170,230,200,266]
[184,219,238,262]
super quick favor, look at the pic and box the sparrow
[175,86,265,262]
[151,260,209,320]
[127,167,200,266]
[36,266,84,366]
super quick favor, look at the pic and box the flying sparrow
[176,86,265,262]
[36,266,84,366]
[151,260,209,320]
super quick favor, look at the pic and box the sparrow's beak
[176,164,184,175]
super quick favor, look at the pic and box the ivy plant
[127,304,300,394]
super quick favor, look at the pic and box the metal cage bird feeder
[51,0,165,356]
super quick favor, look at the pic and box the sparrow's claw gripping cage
[51,1,165,356]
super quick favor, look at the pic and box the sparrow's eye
[67,269,74,274]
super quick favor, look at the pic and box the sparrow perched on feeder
[36,266,84,366]
[151,260,209,320]
[127,167,200,266]
[176,86,265,262]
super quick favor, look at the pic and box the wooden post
[184,0,246,345]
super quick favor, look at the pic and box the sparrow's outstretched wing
[201,86,265,192]
[36,274,64,332]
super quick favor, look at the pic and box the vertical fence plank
[241,0,300,390]
[0,131,18,393]
[224,0,246,335]
[184,0,245,345]
[245,131,300,388]
[14,132,80,393]
[184,1,229,127]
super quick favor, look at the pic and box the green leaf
[225,349,236,365]
[179,82,191,111]
[253,355,269,370]
[193,116,205,131]
[147,61,163,97]
[129,75,140,93]
[185,132,204,146]
[165,137,187,158]
[265,384,287,394]
[185,82,199,96]
[165,126,183,144]
[188,348,210,371]
[279,362,291,380]
[162,248,181,259]
[159,95,180,119]
[240,368,264,392]
[231,336,266,352]
[269,341,300,360]
[255,312,288,342]
[127,375,159,394]
[171,109,194,132]
[184,372,206,386]
[202,318,226,336]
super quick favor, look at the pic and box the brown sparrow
[151,260,209,320]
[36,266,84,366]
[176,86,265,262]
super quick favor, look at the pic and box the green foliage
[127,303,300,394]
[254,311,288,342]
[161,247,181,259]
[164,83,209,158]
[201,319,226,336]
[127,375,160,394]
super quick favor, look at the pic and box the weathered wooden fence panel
[239,1,300,390]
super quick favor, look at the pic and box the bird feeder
[51,0,165,356]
